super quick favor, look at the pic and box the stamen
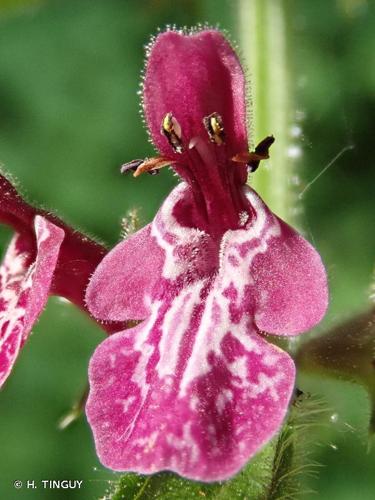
[203,112,225,145]
[120,159,145,174]
[232,135,275,172]
[121,157,175,177]
[161,112,184,153]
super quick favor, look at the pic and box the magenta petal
[0,216,64,387]
[86,180,327,480]
[86,185,298,481]
[246,191,328,336]
[86,224,164,321]
[144,29,248,156]
[86,319,294,482]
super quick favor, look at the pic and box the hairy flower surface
[85,29,328,481]
[0,173,117,388]
[0,215,63,386]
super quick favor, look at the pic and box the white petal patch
[0,217,64,387]
[216,389,233,414]
[125,184,287,406]
[157,280,208,378]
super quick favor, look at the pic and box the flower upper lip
[141,29,252,233]
[143,30,248,158]
[120,29,276,236]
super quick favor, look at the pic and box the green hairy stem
[239,0,297,225]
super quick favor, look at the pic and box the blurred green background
[0,0,374,498]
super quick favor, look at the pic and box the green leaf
[297,307,375,435]
[109,442,274,500]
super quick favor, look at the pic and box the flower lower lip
[85,177,328,481]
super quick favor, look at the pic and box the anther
[121,157,175,177]
[161,112,184,153]
[232,135,275,172]
[203,112,225,145]
[120,159,145,174]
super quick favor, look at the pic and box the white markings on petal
[189,395,199,411]
[165,422,200,466]
[35,215,51,245]
[216,389,233,414]
[0,235,29,363]
[115,301,164,444]
[151,183,208,281]
[0,235,33,386]
[157,280,207,378]
[109,353,117,368]
[117,396,136,413]
[0,217,64,387]
[249,372,282,402]
[134,430,159,453]
[145,184,287,404]
[228,356,250,388]
[179,187,282,396]
[262,352,279,367]
[239,211,249,227]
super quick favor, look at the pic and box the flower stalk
[239,0,296,225]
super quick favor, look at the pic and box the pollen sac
[203,112,225,145]
[121,158,161,176]
[161,112,184,153]
[120,159,144,174]
[232,136,275,173]
[248,136,275,172]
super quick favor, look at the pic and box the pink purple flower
[85,29,328,482]
[0,173,119,388]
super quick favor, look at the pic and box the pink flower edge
[0,216,64,387]
[86,224,164,322]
